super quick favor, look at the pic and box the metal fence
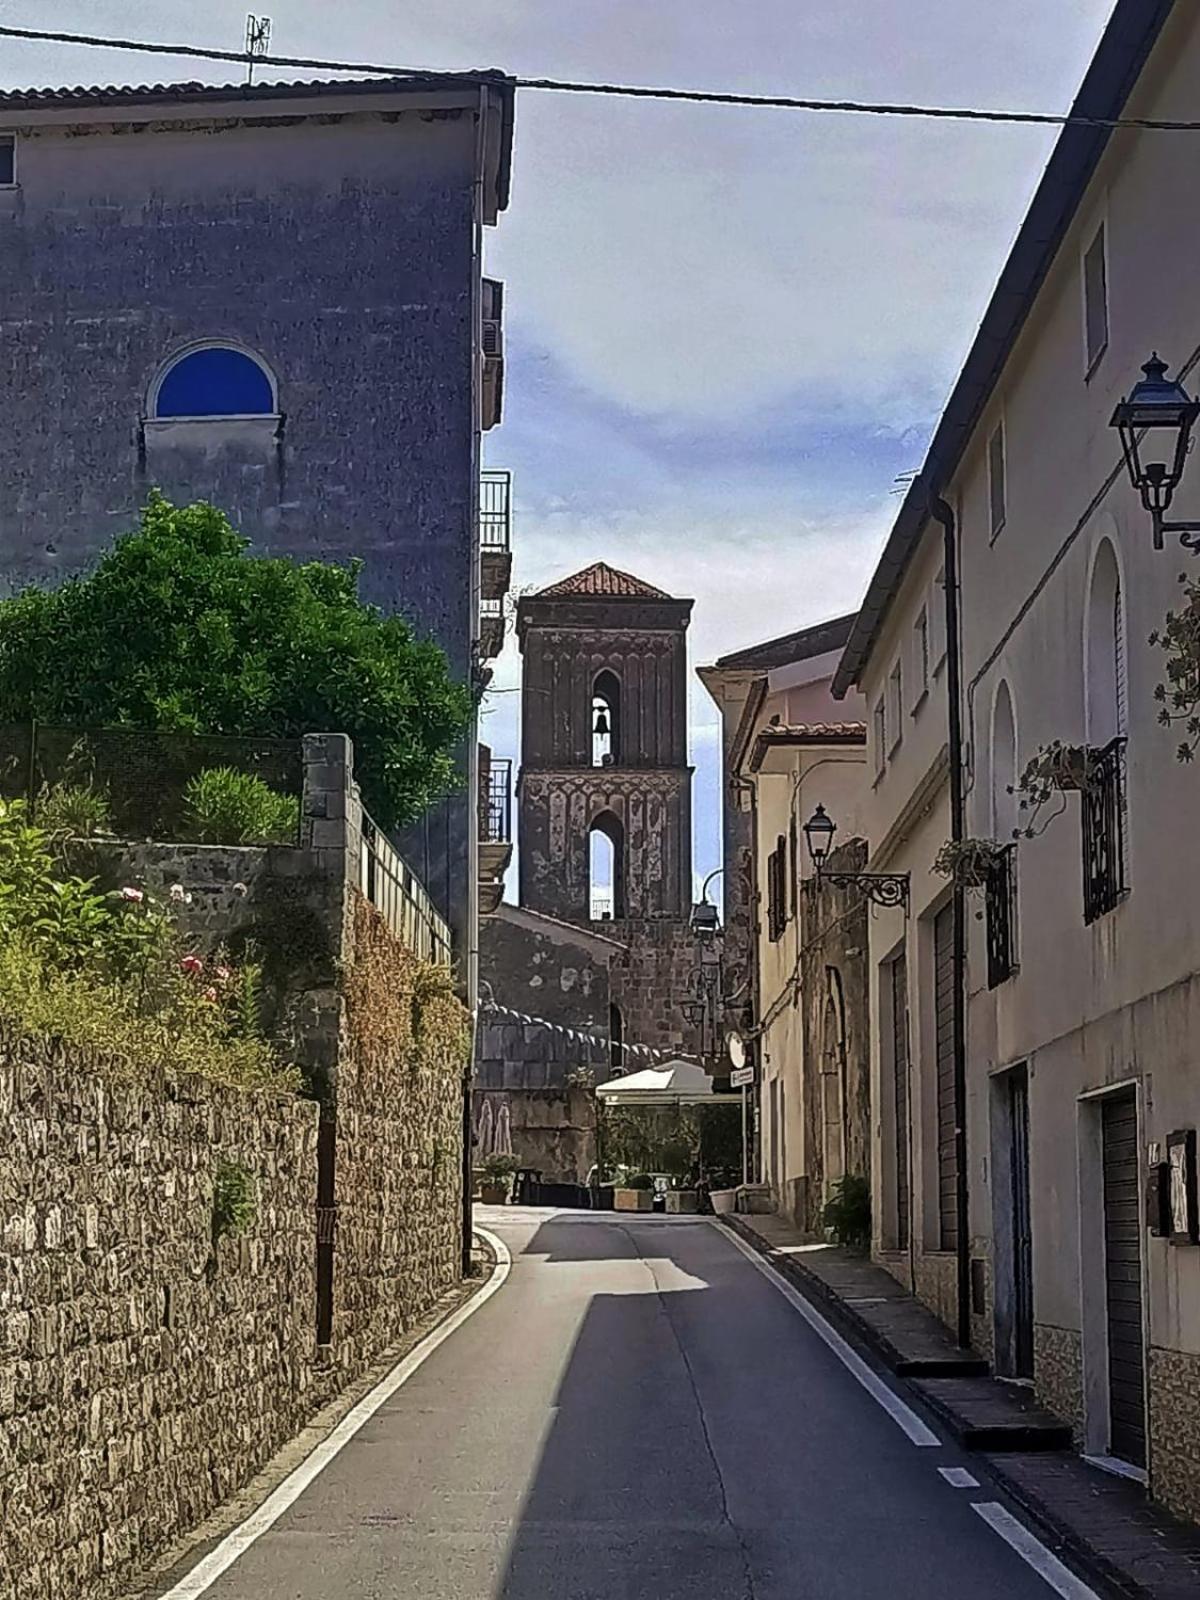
[0,723,304,842]
[479,468,512,550]
[484,758,512,844]
[360,811,452,966]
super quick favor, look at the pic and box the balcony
[1082,737,1127,924]
[478,750,512,915]
[985,844,1017,989]
[480,468,513,601]
[479,597,505,661]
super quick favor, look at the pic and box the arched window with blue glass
[151,342,277,420]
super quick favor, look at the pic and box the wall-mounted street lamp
[1111,354,1200,552]
[802,805,909,908]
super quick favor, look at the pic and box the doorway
[1101,1089,1146,1467]
[991,1064,1033,1379]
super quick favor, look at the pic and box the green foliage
[36,780,113,842]
[605,1103,698,1178]
[0,799,297,1092]
[480,1152,520,1182]
[0,494,472,829]
[183,766,300,845]
[212,1159,257,1240]
[933,837,1003,890]
[1150,575,1200,762]
[623,1172,655,1191]
[697,1103,742,1184]
[820,1174,872,1252]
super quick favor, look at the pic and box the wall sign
[1167,1129,1199,1245]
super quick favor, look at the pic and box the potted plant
[479,1152,519,1206]
[820,1174,871,1253]
[614,1172,655,1212]
[932,837,1005,891]
[1020,741,1096,794]
[665,1185,699,1214]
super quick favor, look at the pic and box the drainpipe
[926,482,972,1353]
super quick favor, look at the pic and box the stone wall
[0,733,470,1598]
[608,918,708,1062]
[0,1030,319,1600]
[1035,1323,1084,1444]
[1149,1346,1200,1524]
[332,894,467,1373]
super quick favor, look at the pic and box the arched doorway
[589,811,624,920]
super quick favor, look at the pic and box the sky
[1,1,1122,893]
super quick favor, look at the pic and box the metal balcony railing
[985,843,1017,989]
[484,758,512,844]
[359,811,452,966]
[480,469,512,551]
[1082,737,1128,924]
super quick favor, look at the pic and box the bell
[594,707,610,735]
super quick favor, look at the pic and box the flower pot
[665,1190,699,1214]
[480,1181,509,1205]
[709,1188,738,1216]
[614,1187,654,1212]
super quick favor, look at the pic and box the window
[589,812,624,920]
[988,422,1007,539]
[788,812,798,917]
[591,670,620,767]
[1083,223,1109,375]
[912,608,929,708]
[1083,542,1128,921]
[931,567,948,674]
[152,344,276,419]
[887,661,903,753]
[767,835,787,942]
[873,697,887,778]
[0,135,14,188]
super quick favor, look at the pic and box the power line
[4,22,1200,131]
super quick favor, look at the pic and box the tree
[0,495,471,829]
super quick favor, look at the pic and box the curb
[720,1214,1137,1600]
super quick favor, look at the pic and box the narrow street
[173,1209,1091,1600]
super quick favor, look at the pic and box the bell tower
[517,562,694,925]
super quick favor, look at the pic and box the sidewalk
[726,1211,1200,1600]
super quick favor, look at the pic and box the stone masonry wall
[333,893,467,1375]
[0,1029,319,1600]
[1035,1323,1084,1445]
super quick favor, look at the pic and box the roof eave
[831,0,1177,699]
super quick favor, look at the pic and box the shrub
[212,1159,257,1240]
[183,766,300,845]
[480,1152,520,1183]
[820,1174,872,1252]
[0,494,470,828]
[624,1172,655,1192]
[36,780,113,841]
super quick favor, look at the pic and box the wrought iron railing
[484,758,512,844]
[359,811,452,965]
[985,843,1017,989]
[480,469,512,550]
[1082,737,1127,924]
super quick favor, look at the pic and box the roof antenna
[245,15,271,85]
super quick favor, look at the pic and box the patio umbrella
[594,1058,741,1105]
[494,1101,513,1157]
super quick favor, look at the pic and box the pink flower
[215,965,232,982]
[202,987,218,1003]
[180,955,203,976]
[120,886,144,903]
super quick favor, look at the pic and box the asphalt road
[183,1208,1093,1600]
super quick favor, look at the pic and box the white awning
[594,1059,741,1105]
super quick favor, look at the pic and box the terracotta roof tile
[535,562,671,600]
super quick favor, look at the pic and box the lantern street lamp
[801,805,909,908]
[1110,353,1200,552]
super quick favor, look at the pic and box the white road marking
[716,1221,941,1448]
[972,1502,1101,1598]
[159,1227,512,1600]
[938,1466,980,1488]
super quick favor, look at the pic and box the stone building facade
[478,563,710,1179]
[0,72,515,948]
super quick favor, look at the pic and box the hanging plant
[1150,573,1200,762]
[932,837,1005,890]
[1010,740,1101,838]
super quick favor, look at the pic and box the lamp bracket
[816,869,909,908]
